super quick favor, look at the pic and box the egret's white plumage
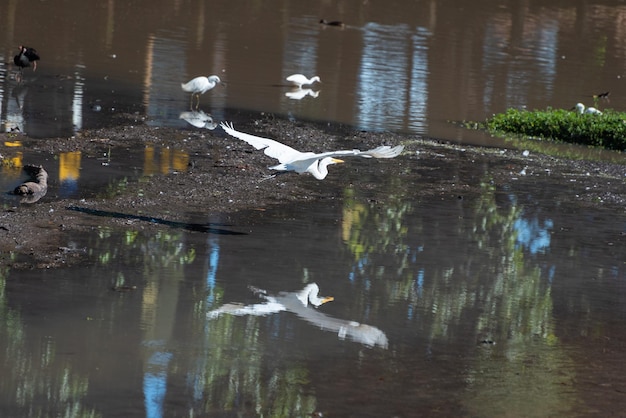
[575,102,602,115]
[181,75,221,109]
[220,121,404,180]
[286,74,321,88]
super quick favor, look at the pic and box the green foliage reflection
[0,269,99,418]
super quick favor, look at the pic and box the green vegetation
[477,107,626,151]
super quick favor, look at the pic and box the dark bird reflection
[179,110,217,129]
[319,19,346,28]
[13,45,40,82]
[207,283,389,348]
[14,46,40,70]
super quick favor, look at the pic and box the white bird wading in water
[286,74,321,88]
[181,75,221,109]
[575,102,602,115]
[220,121,404,180]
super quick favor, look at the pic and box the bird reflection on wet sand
[179,110,217,129]
[207,283,389,348]
[285,88,320,100]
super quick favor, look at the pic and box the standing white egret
[286,74,321,88]
[181,75,221,109]
[220,121,404,180]
[575,102,602,115]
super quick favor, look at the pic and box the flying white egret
[220,121,404,180]
[575,102,602,115]
[207,283,388,348]
[181,75,221,109]
[286,74,321,88]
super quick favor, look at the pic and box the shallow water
[1,1,626,417]
[2,158,626,416]
[2,0,626,145]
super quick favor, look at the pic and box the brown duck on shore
[14,165,48,203]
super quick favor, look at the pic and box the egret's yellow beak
[331,158,344,164]
[320,296,334,305]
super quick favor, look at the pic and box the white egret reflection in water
[0,165,625,415]
[285,87,320,100]
[178,110,217,129]
[207,283,389,349]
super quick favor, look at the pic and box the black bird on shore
[14,45,40,71]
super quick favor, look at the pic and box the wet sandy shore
[1,114,625,269]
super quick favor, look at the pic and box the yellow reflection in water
[341,196,368,259]
[59,151,82,181]
[143,146,189,175]
[3,141,22,147]
[172,149,189,171]
[1,152,23,177]
[160,148,171,174]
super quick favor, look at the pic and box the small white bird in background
[220,121,404,180]
[575,102,602,115]
[286,74,321,88]
[181,75,221,109]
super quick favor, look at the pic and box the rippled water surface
[1,0,626,417]
[3,0,626,143]
[2,175,625,416]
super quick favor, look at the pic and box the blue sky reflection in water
[1,0,626,416]
[2,166,625,415]
[3,0,626,147]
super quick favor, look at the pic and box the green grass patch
[476,107,626,151]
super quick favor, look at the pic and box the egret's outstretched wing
[221,122,302,163]
[312,145,405,160]
[291,307,389,348]
[221,122,404,163]
[207,301,285,319]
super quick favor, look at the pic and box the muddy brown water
[1,0,626,417]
